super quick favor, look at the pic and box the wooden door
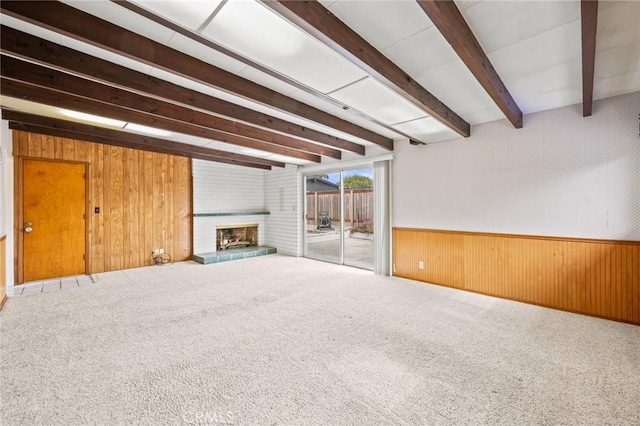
[23,160,86,281]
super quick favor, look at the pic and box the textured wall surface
[393,91,640,241]
[192,160,266,253]
[264,165,302,256]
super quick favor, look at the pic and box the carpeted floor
[1,255,639,425]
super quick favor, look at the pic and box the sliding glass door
[343,167,374,269]
[304,167,374,270]
[305,171,342,264]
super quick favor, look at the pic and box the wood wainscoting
[13,131,192,282]
[393,228,640,325]
[0,235,6,309]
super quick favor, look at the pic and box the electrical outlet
[418,261,424,269]
[159,248,164,254]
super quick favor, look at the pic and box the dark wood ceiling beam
[581,0,598,117]
[0,26,361,156]
[2,110,284,168]
[7,121,271,170]
[0,55,341,159]
[0,1,393,149]
[416,0,523,128]
[1,78,321,163]
[261,0,470,137]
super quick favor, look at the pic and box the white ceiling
[1,0,639,166]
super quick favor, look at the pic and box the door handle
[24,222,33,233]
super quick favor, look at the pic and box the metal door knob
[24,222,33,233]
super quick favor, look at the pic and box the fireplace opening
[216,224,258,250]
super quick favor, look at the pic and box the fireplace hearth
[216,224,258,250]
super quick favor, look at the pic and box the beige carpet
[1,255,639,425]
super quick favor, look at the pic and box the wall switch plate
[418,261,424,269]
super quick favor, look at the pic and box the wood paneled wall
[13,131,192,280]
[0,236,6,309]
[393,228,640,325]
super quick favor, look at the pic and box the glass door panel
[305,172,342,264]
[343,167,374,270]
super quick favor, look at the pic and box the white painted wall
[393,91,640,241]
[192,160,267,254]
[0,121,9,237]
[264,164,302,256]
[0,120,14,286]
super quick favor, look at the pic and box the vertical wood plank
[14,131,29,157]
[27,133,42,157]
[109,147,124,271]
[127,149,140,268]
[144,151,154,265]
[622,245,631,321]
[165,155,174,259]
[580,243,589,312]
[137,150,147,267]
[631,246,640,324]
[41,134,55,159]
[589,243,596,315]
[614,244,623,320]
[103,146,112,272]
[75,140,92,163]
[172,157,181,261]
[570,242,578,311]
[62,137,75,161]
[601,242,608,317]
[53,137,64,159]
[152,153,165,254]
[174,157,189,260]
[122,148,131,270]
[597,243,604,317]
[85,150,93,274]
[91,143,105,273]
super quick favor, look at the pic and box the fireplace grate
[216,225,258,251]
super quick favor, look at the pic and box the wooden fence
[306,189,372,225]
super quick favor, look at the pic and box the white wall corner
[1,120,14,286]
[263,164,302,256]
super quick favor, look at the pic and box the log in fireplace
[216,224,258,250]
